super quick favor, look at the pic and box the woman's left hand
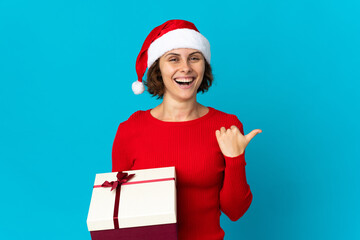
[215,126,262,157]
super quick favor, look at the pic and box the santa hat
[132,19,211,95]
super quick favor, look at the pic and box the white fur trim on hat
[147,28,211,68]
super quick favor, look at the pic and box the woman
[112,19,262,240]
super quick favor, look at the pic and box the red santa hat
[132,19,211,95]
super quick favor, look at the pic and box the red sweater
[112,107,253,240]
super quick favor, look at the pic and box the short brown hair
[144,60,214,99]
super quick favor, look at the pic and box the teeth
[174,77,194,83]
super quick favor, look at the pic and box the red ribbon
[99,172,135,229]
[101,172,135,191]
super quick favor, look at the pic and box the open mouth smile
[173,77,196,88]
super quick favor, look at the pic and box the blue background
[1,0,359,239]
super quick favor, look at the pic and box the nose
[180,60,192,73]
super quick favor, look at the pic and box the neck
[154,95,205,122]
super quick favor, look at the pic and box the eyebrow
[164,51,203,57]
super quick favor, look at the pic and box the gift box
[87,166,177,240]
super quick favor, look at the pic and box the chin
[176,92,198,101]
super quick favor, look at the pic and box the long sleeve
[219,116,253,221]
[112,122,134,172]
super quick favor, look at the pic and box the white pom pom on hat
[132,19,211,95]
[132,80,145,95]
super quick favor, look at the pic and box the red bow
[101,172,135,191]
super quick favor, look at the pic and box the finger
[220,127,226,133]
[215,130,221,139]
[245,129,262,142]
[230,125,240,133]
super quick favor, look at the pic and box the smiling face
[158,48,205,102]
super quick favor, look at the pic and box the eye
[169,58,178,62]
[190,56,201,61]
